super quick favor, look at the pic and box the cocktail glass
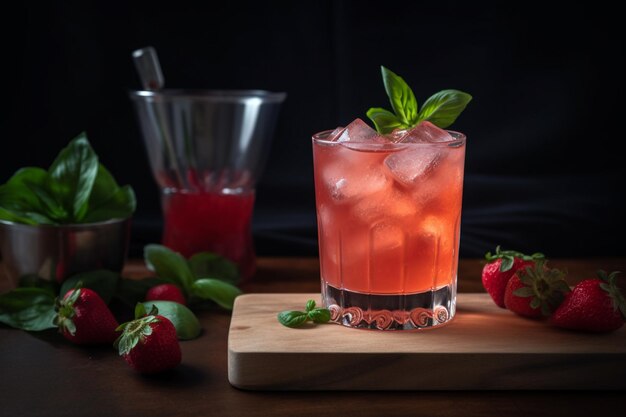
[312,120,466,330]
[130,90,286,281]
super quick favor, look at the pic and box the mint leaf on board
[59,270,120,304]
[190,278,242,310]
[187,252,239,284]
[367,66,471,133]
[416,89,473,129]
[277,311,308,328]
[0,288,57,331]
[144,244,195,294]
[47,133,99,223]
[277,299,331,328]
[308,307,331,324]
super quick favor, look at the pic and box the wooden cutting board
[227,293,626,390]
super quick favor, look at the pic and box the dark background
[2,1,625,259]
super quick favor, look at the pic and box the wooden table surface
[1,257,625,417]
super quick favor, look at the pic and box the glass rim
[312,129,466,147]
[129,89,287,103]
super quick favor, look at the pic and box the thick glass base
[322,281,456,330]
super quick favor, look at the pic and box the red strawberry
[481,246,545,308]
[146,284,186,305]
[504,260,570,318]
[114,304,181,374]
[54,287,119,345]
[550,270,625,333]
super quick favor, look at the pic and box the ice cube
[384,147,441,186]
[323,161,390,202]
[383,122,451,185]
[398,121,454,143]
[352,186,418,223]
[334,118,386,143]
[326,126,346,142]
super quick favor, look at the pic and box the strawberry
[145,283,186,305]
[481,246,545,308]
[503,260,570,318]
[550,270,625,333]
[54,287,119,345]
[115,304,181,374]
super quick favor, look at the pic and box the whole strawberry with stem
[504,260,570,318]
[115,304,181,374]
[145,283,187,305]
[482,246,545,308]
[54,286,119,345]
[550,270,625,333]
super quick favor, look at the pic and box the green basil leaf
[0,207,45,225]
[83,185,136,223]
[26,181,68,222]
[142,300,201,340]
[305,299,316,312]
[190,278,241,310]
[144,244,195,293]
[0,168,57,224]
[366,107,405,134]
[59,270,120,304]
[188,252,239,284]
[82,164,136,223]
[308,307,331,323]
[47,132,99,222]
[417,89,472,129]
[381,66,418,125]
[0,288,57,331]
[277,310,309,328]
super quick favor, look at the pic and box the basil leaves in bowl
[0,133,136,289]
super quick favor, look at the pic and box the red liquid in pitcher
[162,190,256,280]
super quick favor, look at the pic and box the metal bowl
[0,218,131,291]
